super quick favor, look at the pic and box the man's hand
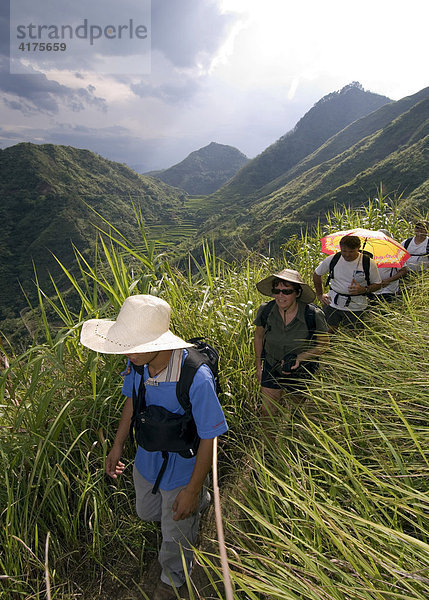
[317,293,330,306]
[172,487,200,521]
[349,280,366,295]
[105,446,125,479]
[256,363,263,383]
[105,397,132,479]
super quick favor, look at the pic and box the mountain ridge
[194,86,429,249]
[209,82,391,203]
[253,86,429,200]
[2,84,429,326]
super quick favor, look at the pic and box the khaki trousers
[133,464,210,587]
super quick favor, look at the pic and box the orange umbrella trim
[320,229,410,268]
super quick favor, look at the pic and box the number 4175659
[18,42,67,51]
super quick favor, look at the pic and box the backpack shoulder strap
[259,299,276,329]
[362,253,371,286]
[326,252,341,285]
[304,303,317,341]
[130,364,145,443]
[403,237,429,255]
[175,348,207,412]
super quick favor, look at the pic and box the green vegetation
[0,143,189,321]
[1,197,428,599]
[2,85,429,327]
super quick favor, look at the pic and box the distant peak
[340,81,364,93]
[316,82,390,106]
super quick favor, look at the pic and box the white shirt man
[313,236,382,331]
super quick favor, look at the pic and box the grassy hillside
[1,198,428,599]
[0,143,190,320]
[2,86,429,326]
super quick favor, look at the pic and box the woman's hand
[290,358,300,371]
[281,358,300,374]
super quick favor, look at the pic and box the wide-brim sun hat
[80,294,193,354]
[256,268,316,304]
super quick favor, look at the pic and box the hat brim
[256,275,316,304]
[80,319,193,354]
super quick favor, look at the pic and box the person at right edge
[402,221,429,273]
[372,229,407,303]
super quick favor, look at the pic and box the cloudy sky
[1,0,428,172]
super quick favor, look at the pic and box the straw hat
[80,295,193,354]
[256,268,316,304]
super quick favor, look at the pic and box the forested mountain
[253,85,429,201]
[196,86,429,248]
[211,82,391,201]
[0,143,188,320]
[149,142,249,194]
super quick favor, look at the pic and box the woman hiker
[253,269,329,418]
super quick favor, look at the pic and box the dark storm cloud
[130,77,200,103]
[128,1,236,105]
[0,57,107,113]
[7,0,235,67]
[2,1,237,114]
[151,0,235,68]
[0,2,9,57]
[1,0,107,113]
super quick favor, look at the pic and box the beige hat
[80,295,193,354]
[256,268,316,304]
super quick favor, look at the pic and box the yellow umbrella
[320,228,410,267]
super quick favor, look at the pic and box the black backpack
[259,299,318,341]
[130,338,220,493]
[403,237,429,256]
[326,251,371,287]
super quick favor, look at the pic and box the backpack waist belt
[331,290,366,307]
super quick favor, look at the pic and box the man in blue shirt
[80,295,228,600]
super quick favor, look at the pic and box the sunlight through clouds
[217,0,428,100]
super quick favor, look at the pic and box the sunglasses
[272,288,295,295]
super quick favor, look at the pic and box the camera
[280,353,297,373]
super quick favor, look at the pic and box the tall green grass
[214,277,429,599]
[1,195,428,599]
